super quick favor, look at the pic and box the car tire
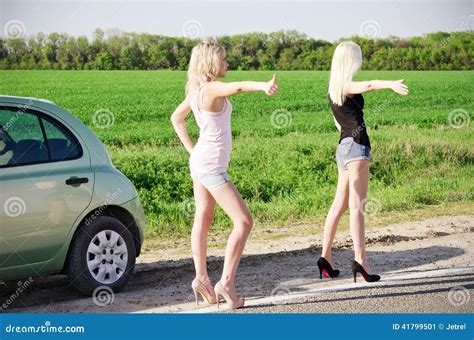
[66,216,136,296]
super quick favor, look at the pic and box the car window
[0,108,48,167]
[0,106,82,168]
[42,117,81,161]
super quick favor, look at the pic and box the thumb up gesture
[264,73,279,96]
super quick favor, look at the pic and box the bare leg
[191,179,216,291]
[347,160,372,273]
[208,181,253,299]
[321,167,349,267]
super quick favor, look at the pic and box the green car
[0,96,147,295]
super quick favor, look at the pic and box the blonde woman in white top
[171,40,279,309]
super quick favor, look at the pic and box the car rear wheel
[66,216,136,296]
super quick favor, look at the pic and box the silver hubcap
[87,230,128,284]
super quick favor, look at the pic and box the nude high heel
[214,281,244,310]
[192,278,217,306]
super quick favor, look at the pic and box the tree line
[1,29,472,70]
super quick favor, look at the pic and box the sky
[0,0,473,41]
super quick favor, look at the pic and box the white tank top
[189,83,233,176]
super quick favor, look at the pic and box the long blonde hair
[328,41,362,106]
[185,39,226,98]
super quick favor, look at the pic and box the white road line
[133,266,473,314]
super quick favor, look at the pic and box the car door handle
[65,177,89,185]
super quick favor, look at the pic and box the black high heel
[317,257,340,279]
[352,260,381,283]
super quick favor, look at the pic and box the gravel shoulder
[1,215,473,313]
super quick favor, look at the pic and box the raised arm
[170,98,194,154]
[345,79,408,96]
[205,73,279,98]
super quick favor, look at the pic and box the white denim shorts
[190,167,230,189]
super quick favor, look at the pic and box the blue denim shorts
[335,137,371,170]
[190,168,230,189]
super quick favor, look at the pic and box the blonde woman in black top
[317,41,408,282]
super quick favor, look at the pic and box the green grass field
[0,70,472,238]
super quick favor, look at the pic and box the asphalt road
[177,267,474,314]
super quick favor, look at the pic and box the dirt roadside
[1,215,472,313]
